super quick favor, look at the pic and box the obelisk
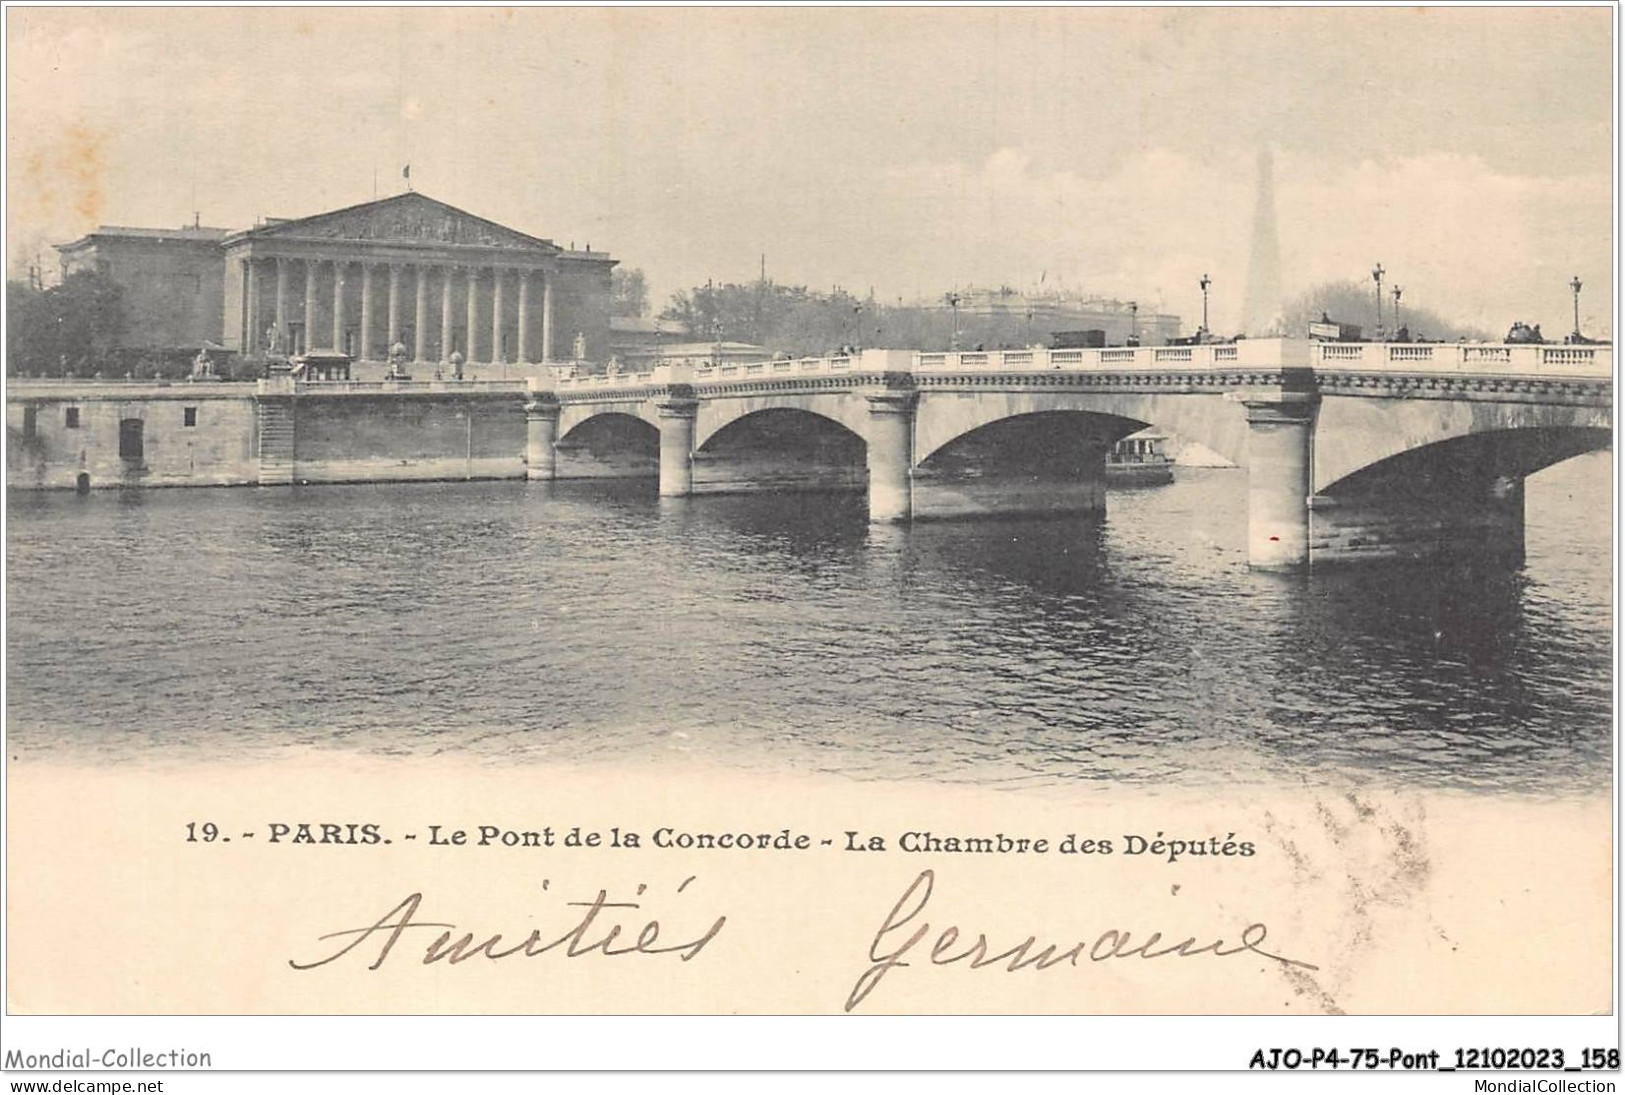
[1241,147,1284,337]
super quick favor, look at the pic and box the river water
[5,455,1612,792]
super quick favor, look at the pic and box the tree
[611,267,649,317]
[6,280,54,375]
[659,281,873,353]
[656,279,1112,356]
[6,270,125,375]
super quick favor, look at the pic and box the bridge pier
[1243,391,1318,570]
[657,394,699,497]
[1308,480,1526,565]
[865,390,918,522]
[524,393,560,481]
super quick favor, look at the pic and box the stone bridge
[527,339,1612,569]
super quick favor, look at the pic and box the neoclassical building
[58,191,616,368]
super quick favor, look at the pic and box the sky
[6,7,1614,336]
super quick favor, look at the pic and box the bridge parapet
[271,378,530,396]
[912,342,1269,371]
[554,368,661,389]
[1311,341,1611,377]
[544,339,1611,392]
[913,340,1611,377]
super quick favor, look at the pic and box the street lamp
[1128,301,1140,346]
[945,291,963,351]
[1199,273,1211,336]
[1570,276,1583,341]
[1392,285,1403,335]
[1371,263,1385,337]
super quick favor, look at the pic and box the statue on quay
[387,341,412,380]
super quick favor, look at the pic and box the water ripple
[6,457,1612,793]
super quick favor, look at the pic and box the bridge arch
[1306,424,1612,566]
[557,402,660,441]
[553,409,660,479]
[916,409,1147,471]
[912,390,1246,467]
[694,406,868,495]
[1311,396,1612,495]
[694,393,872,451]
[697,406,866,454]
[1316,425,1613,500]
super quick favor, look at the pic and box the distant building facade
[57,224,230,353]
[950,286,1182,346]
[617,340,770,369]
[56,192,617,367]
[607,315,694,364]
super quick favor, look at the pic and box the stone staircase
[257,398,295,486]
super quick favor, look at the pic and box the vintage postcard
[2,4,1616,1076]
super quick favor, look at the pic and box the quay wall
[6,382,530,490]
[7,385,259,490]
[290,393,526,484]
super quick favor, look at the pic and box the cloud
[5,9,1608,336]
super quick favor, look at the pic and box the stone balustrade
[10,338,1609,572]
[268,378,530,396]
[545,340,1613,391]
[1311,341,1610,375]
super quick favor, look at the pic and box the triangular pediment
[248,192,560,252]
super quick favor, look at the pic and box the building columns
[491,268,505,364]
[1243,393,1318,570]
[541,272,554,363]
[303,259,318,356]
[274,258,289,354]
[517,271,532,364]
[386,265,402,353]
[413,266,429,363]
[465,268,481,363]
[255,257,566,365]
[359,264,375,361]
[331,261,347,353]
[439,267,454,362]
[524,392,561,480]
[864,389,918,522]
[656,394,700,497]
[244,259,260,357]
